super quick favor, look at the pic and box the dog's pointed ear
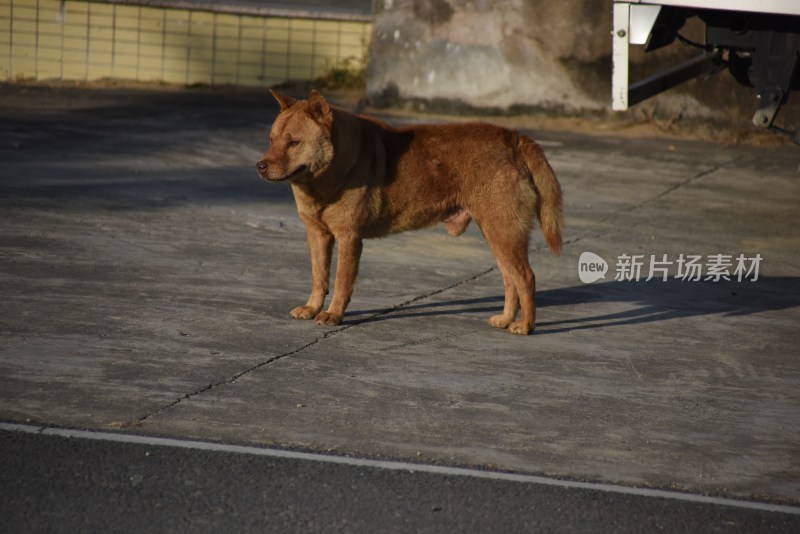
[270,89,297,111]
[308,90,333,125]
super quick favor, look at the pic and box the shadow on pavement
[344,277,800,333]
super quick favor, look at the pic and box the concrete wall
[367,0,799,131]
[0,0,370,87]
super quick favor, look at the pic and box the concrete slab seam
[132,267,496,425]
[2,421,799,517]
[624,156,740,214]
[563,155,739,249]
[135,339,321,425]
[342,266,496,327]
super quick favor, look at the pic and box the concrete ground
[0,83,798,506]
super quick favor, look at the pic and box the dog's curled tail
[519,135,563,255]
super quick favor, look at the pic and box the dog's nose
[256,160,268,172]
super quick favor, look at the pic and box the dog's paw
[314,311,342,326]
[488,314,513,329]
[290,305,318,320]
[508,320,533,335]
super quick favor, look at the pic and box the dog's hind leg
[492,245,536,335]
[471,173,538,334]
[477,213,536,335]
[488,266,520,329]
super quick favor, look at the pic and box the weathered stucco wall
[367,0,799,132]
[368,0,610,112]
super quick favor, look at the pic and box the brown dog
[257,90,562,335]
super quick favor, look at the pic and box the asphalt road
[2,424,799,533]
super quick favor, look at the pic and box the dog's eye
[287,139,301,148]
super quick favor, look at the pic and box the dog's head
[256,90,335,183]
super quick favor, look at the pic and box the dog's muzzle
[256,160,280,181]
[256,160,307,182]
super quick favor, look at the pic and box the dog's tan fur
[257,90,563,335]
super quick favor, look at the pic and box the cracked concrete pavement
[0,84,799,505]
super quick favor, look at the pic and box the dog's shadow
[343,276,800,334]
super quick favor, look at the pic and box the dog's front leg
[291,223,334,320]
[315,235,363,326]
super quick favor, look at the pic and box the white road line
[2,421,799,516]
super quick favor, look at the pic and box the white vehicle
[612,1,800,138]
